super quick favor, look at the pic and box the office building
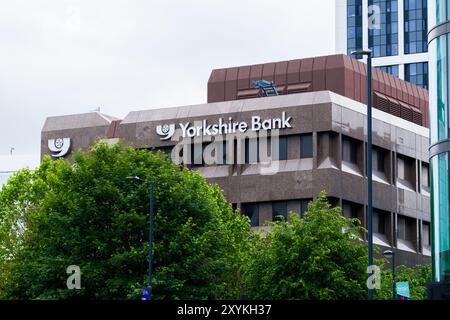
[41,54,430,266]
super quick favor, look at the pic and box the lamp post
[383,250,396,300]
[127,175,155,300]
[351,49,373,300]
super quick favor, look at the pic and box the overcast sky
[0,0,336,158]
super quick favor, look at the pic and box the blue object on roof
[252,80,280,97]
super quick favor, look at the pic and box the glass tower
[429,0,450,283]
[338,0,429,89]
[368,0,399,57]
[347,0,364,57]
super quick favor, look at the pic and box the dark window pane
[279,136,287,161]
[242,203,259,227]
[272,201,288,221]
[342,137,358,164]
[405,62,428,89]
[300,133,313,158]
[300,199,310,218]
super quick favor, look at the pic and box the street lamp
[127,175,155,300]
[383,250,396,300]
[351,49,373,300]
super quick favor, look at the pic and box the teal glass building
[428,0,450,283]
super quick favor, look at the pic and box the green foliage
[0,141,251,300]
[375,263,431,300]
[0,145,432,300]
[242,192,368,300]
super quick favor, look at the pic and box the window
[377,65,399,77]
[373,147,386,172]
[342,137,358,164]
[245,138,258,164]
[344,203,357,219]
[397,215,415,241]
[300,133,313,158]
[300,199,310,218]
[422,222,430,247]
[189,143,204,166]
[397,156,406,180]
[272,201,288,221]
[374,210,388,234]
[347,0,363,57]
[278,136,287,161]
[404,0,428,54]
[368,0,399,58]
[242,203,259,227]
[421,163,429,189]
[405,62,428,89]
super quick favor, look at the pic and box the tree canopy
[0,142,431,300]
[242,192,369,300]
[0,141,251,299]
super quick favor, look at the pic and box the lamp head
[351,49,372,56]
[383,250,394,259]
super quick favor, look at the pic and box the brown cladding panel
[343,55,355,101]
[300,57,314,83]
[359,60,367,104]
[274,61,288,85]
[206,54,429,127]
[411,84,421,108]
[325,55,345,96]
[287,59,301,84]
[372,68,380,93]
[382,72,391,96]
[237,65,251,90]
[375,68,386,93]
[262,63,276,82]
[207,69,227,103]
[224,67,238,101]
[406,82,415,105]
[399,76,408,102]
[250,64,263,83]
[387,74,397,100]
[389,75,398,101]
[312,56,327,92]
[351,59,361,102]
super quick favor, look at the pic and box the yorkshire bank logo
[48,138,71,158]
[156,124,176,140]
[156,112,292,140]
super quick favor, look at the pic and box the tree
[242,192,368,299]
[375,263,431,300]
[0,141,252,300]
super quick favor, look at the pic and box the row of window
[343,200,430,249]
[342,135,430,193]
[347,0,428,58]
[155,133,429,194]
[154,133,314,166]
[241,198,430,252]
[368,0,399,57]
[404,0,427,54]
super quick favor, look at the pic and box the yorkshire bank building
[41,54,431,266]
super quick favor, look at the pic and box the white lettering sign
[156,112,292,140]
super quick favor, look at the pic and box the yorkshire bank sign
[156,112,292,140]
